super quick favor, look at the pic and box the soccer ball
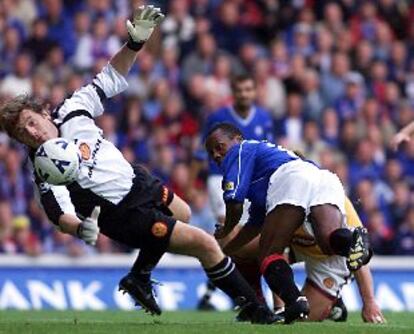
[34,138,81,185]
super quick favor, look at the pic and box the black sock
[200,280,216,302]
[130,249,164,282]
[204,257,259,306]
[261,257,300,306]
[329,228,353,256]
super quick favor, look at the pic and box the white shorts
[207,175,250,225]
[266,160,346,218]
[293,248,351,298]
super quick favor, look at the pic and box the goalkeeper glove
[126,5,165,51]
[77,206,100,246]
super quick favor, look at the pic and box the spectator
[161,0,195,55]
[348,139,383,186]
[334,71,365,121]
[22,18,55,64]
[0,27,22,78]
[34,45,72,86]
[394,207,414,255]
[320,52,350,105]
[189,190,215,235]
[0,52,32,97]
[254,57,286,118]
[366,209,393,254]
[41,0,76,58]
[276,92,304,146]
[211,1,251,54]
[301,68,324,120]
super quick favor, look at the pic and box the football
[34,138,81,185]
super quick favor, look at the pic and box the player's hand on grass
[126,5,164,43]
[362,301,386,324]
[77,206,100,246]
[391,132,411,151]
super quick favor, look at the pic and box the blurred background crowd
[1,0,414,256]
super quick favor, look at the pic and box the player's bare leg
[302,282,336,321]
[310,204,372,271]
[168,194,191,223]
[309,204,345,255]
[259,204,309,323]
[168,221,282,324]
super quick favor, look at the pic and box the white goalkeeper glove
[126,5,164,50]
[77,206,100,246]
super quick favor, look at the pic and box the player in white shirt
[0,6,279,324]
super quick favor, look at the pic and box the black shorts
[99,165,176,252]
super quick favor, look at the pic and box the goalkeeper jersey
[33,64,136,224]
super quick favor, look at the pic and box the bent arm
[58,213,82,236]
[397,121,414,138]
[216,202,243,239]
[354,265,386,323]
[223,224,261,255]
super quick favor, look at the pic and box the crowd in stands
[1,0,414,256]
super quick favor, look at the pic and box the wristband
[76,223,83,238]
[126,36,144,52]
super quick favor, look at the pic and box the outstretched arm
[354,265,386,324]
[391,121,414,151]
[110,5,164,77]
[54,5,164,124]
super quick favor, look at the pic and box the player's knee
[169,195,192,223]
[196,231,223,264]
[181,202,191,223]
[329,228,353,256]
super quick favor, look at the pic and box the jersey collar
[229,105,256,126]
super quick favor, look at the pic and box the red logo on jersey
[323,277,335,289]
[151,222,168,238]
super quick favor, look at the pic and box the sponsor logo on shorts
[323,277,335,289]
[151,222,168,238]
[79,143,91,160]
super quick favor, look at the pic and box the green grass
[0,311,412,334]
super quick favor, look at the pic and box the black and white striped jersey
[35,63,135,224]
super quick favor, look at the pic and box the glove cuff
[76,223,83,238]
[127,36,145,52]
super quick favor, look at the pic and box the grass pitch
[0,311,412,334]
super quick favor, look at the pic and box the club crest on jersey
[151,222,168,238]
[79,143,91,160]
[323,277,335,289]
[223,181,234,191]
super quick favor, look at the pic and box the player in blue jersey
[191,74,275,309]
[205,123,372,324]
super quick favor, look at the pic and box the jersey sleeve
[222,142,256,203]
[34,179,76,226]
[54,63,128,125]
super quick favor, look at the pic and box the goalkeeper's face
[14,109,59,149]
